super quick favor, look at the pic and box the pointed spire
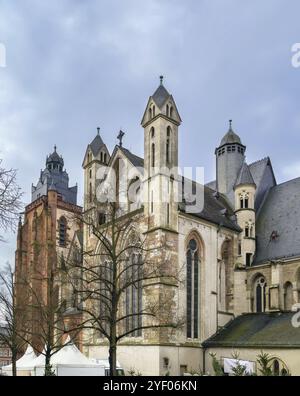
[235,162,256,188]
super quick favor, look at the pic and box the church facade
[15,79,300,375]
[81,79,300,375]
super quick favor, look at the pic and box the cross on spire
[117,130,125,147]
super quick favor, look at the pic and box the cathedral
[15,78,300,375]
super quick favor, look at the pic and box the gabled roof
[203,312,300,348]
[235,162,255,188]
[179,181,241,232]
[248,157,275,187]
[120,147,144,168]
[253,177,300,265]
[108,145,144,170]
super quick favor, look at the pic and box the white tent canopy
[34,337,104,376]
[223,358,255,375]
[1,344,37,375]
[51,337,96,366]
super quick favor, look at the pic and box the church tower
[234,163,256,267]
[82,128,110,210]
[215,121,246,205]
[82,128,110,248]
[141,76,181,231]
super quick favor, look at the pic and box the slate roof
[152,84,170,109]
[205,180,217,190]
[89,134,105,156]
[248,157,271,188]
[202,312,300,348]
[235,162,255,188]
[179,181,241,232]
[253,177,300,265]
[120,147,144,168]
[112,145,240,232]
[220,127,242,146]
[47,147,64,166]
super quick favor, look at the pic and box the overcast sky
[0,0,300,267]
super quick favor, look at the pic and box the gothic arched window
[166,126,171,164]
[219,240,232,312]
[149,108,152,119]
[239,191,249,209]
[150,127,155,138]
[284,282,293,311]
[151,143,155,168]
[166,139,170,164]
[254,276,267,312]
[89,182,93,203]
[186,238,200,339]
[58,217,67,247]
[166,104,169,117]
[170,106,174,118]
[125,253,143,337]
[273,360,280,376]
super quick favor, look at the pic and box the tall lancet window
[58,217,67,247]
[125,253,143,337]
[89,182,93,203]
[166,126,171,164]
[151,143,155,168]
[186,238,200,339]
[254,276,267,312]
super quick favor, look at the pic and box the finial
[117,130,125,147]
[229,120,232,130]
[97,127,100,135]
[160,75,164,85]
[54,144,57,152]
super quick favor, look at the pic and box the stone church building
[80,79,300,375]
[15,79,300,375]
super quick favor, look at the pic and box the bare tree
[0,160,23,241]
[20,265,82,376]
[66,202,183,376]
[0,263,28,376]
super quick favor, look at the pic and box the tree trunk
[109,343,117,376]
[44,351,54,376]
[12,351,17,377]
